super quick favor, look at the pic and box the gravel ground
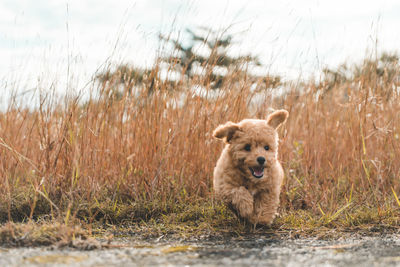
[1,234,400,266]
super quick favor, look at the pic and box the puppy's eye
[244,144,251,151]
[264,145,270,151]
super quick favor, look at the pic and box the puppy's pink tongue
[253,167,263,176]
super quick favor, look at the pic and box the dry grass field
[1,47,399,243]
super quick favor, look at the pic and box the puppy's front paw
[253,211,275,226]
[231,186,254,219]
[256,217,273,226]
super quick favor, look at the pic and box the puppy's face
[213,110,288,180]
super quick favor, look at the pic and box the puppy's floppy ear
[266,109,289,129]
[213,121,240,143]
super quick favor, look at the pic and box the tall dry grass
[0,54,399,225]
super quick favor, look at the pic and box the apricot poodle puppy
[213,110,289,225]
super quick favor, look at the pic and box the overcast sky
[1,0,400,96]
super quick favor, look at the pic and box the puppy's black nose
[257,157,265,165]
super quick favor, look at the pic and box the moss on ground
[1,200,399,248]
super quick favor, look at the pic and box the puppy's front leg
[229,186,254,219]
[252,190,279,225]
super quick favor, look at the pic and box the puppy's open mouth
[249,166,264,179]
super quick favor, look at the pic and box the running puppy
[213,110,288,225]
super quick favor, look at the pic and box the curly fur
[213,110,289,225]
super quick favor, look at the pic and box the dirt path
[1,234,400,266]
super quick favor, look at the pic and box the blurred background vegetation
[0,26,399,233]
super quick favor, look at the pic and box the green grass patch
[1,199,399,248]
